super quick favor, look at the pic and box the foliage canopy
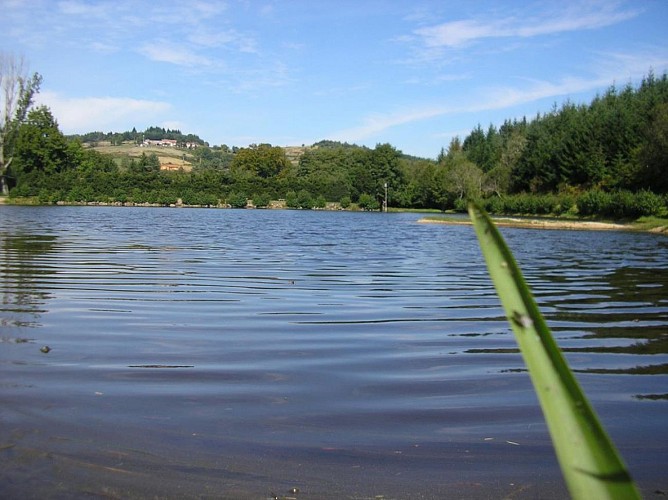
[7,70,668,218]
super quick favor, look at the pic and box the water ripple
[1,207,667,497]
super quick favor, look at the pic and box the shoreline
[3,197,666,233]
[419,215,668,234]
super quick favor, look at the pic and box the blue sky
[2,0,667,158]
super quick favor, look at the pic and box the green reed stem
[468,202,640,500]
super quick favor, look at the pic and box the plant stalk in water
[468,203,640,500]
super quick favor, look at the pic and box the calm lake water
[1,206,666,499]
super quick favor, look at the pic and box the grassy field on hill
[88,142,194,171]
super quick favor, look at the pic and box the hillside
[88,142,318,171]
[283,145,311,165]
[87,142,194,172]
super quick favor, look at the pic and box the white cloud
[329,47,666,143]
[330,106,452,143]
[188,29,258,54]
[330,75,594,142]
[160,120,186,131]
[414,2,640,51]
[139,42,212,67]
[417,20,497,49]
[146,1,227,26]
[37,91,171,133]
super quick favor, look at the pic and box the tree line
[68,126,208,148]
[2,53,666,218]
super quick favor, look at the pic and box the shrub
[67,185,95,202]
[297,189,313,209]
[253,193,271,208]
[9,184,32,198]
[113,189,127,203]
[227,191,248,208]
[284,191,298,208]
[314,194,327,209]
[38,189,55,204]
[500,194,529,214]
[553,194,576,215]
[609,190,634,218]
[198,193,219,207]
[535,194,558,215]
[156,190,178,205]
[340,196,351,209]
[578,189,665,218]
[578,189,612,216]
[358,193,379,211]
[632,190,664,217]
[453,198,468,213]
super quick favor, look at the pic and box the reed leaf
[468,203,640,500]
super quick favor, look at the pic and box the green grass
[632,216,668,233]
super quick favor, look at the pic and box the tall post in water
[383,182,388,213]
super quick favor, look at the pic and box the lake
[1,206,666,499]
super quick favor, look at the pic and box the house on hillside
[141,139,198,149]
[160,162,193,172]
[142,139,178,147]
[160,162,182,171]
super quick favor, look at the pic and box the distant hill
[87,142,194,172]
[67,126,207,148]
[71,130,430,170]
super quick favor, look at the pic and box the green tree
[13,106,70,177]
[285,190,299,208]
[445,136,462,160]
[406,160,439,208]
[485,127,526,196]
[441,151,483,203]
[462,125,488,169]
[634,101,668,191]
[357,193,379,211]
[297,189,313,209]
[227,191,248,208]
[314,194,327,209]
[0,54,42,194]
[252,192,271,208]
[368,143,404,206]
[145,153,161,171]
[231,144,290,179]
[297,147,353,201]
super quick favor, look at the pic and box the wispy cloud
[330,47,665,143]
[188,29,258,54]
[413,1,640,53]
[140,1,227,26]
[53,1,254,66]
[37,92,171,133]
[139,41,213,67]
[330,76,587,142]
[330,106,452,143]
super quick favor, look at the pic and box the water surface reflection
[0,206,666,498]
